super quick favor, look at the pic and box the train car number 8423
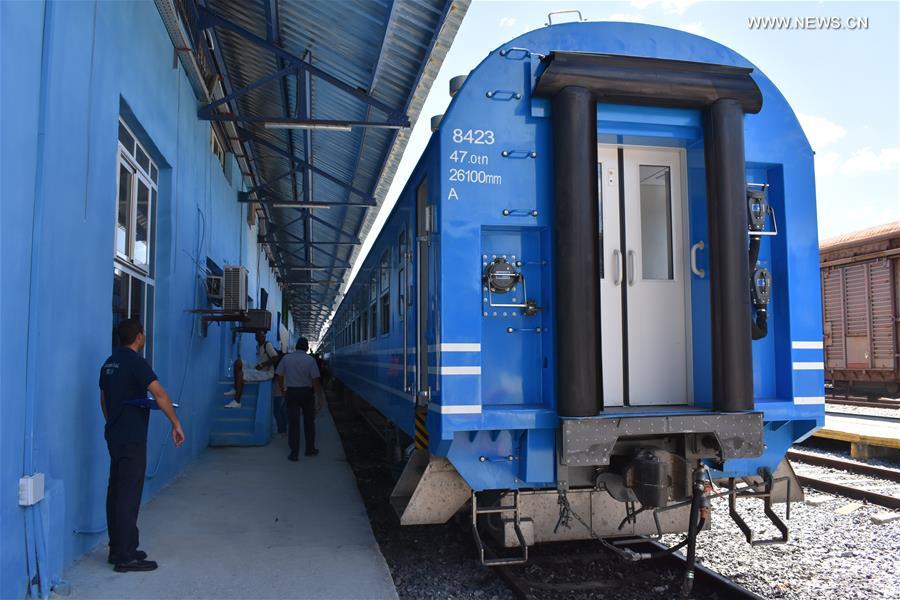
[452,128,495,145]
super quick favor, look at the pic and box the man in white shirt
[275,338,323,460]
[224,331,279,408]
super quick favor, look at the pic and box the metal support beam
[268,241,307,264]
[197,6,408,121]
[197,64,294,118]
[296,240,361,247]
[287,281,343,286]
[286,242,348,266]
[245,163,303,195]
[208,116,407,128]
[276,240,356,248]
[266,224,304,245]
[308,213,360,242]
[238,192,375,208]
[236,127,375,202]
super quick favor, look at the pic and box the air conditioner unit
[240,309,272,332]
[223,265,248,313]
[206,275,223,305]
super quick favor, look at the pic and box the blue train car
[324,20,823,563]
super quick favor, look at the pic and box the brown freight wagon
[821,222,900,396]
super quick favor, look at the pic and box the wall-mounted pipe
[23,1,55,596]
[550,86,602,417]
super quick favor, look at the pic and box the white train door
[598,148,625,406]
[598,146,690,407]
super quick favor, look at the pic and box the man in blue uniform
[99,318,185,572]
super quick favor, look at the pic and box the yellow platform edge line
[814,428,900,449]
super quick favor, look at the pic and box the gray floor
[65,408,398,600]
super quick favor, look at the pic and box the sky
[326,0,900,336]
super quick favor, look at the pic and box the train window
[362,308,368,342]
[639,165,674,280]
[380,251,390,334]
[369,273,378,339]
[398,229,407,319]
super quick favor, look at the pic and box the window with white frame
[113,118,158,361]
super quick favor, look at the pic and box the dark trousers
[286,387,315,457]
[106,441,147,563]
[273,393,287,434]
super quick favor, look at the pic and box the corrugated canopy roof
[178,0,468,338]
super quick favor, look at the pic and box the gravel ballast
[663,448,900,600]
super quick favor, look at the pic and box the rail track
[788,448,900,509]
[825,410,900,424]
[825,395,900,410]
[788,448,900,482]
[494,539,761,600]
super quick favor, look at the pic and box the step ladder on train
[471,490,529,566]
[208,380,272,446]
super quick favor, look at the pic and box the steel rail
[824,410,900,423]
[826,396,900,410]
[795,474,900,509]
[788,449,900,483]
[493,539,762,600]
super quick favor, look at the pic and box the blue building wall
[1,2,286,596]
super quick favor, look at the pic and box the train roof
[820,221,900,253]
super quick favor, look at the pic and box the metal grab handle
[612,249,622,285]
[546,10,584,25]
[626,250,635,286]
[691,240,706,278]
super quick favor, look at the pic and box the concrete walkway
[65,408,398,600]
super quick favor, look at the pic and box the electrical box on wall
[18,473,44,506]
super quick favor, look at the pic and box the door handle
[612,249,621,285]
[690,240,706,278]
[626,250,635,286]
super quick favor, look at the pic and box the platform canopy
[165,0,468,339]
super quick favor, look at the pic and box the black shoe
[287,454,299,462]
[305,449,319,457]
[108,550,147,565]
[114,558,158,573]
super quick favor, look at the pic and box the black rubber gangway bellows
[534,51,762,416]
